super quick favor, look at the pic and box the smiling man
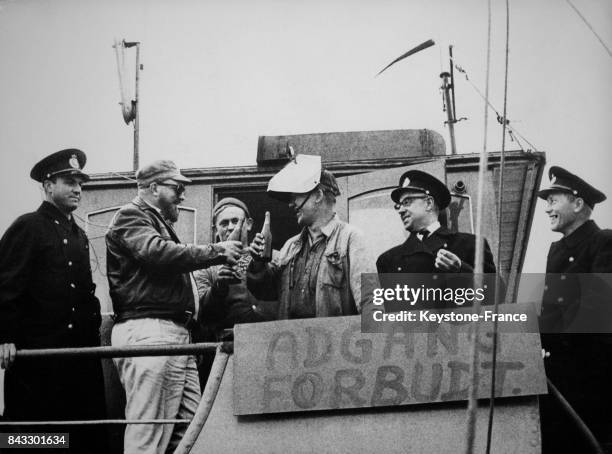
[536,166,612,452]
[0,149,107,452]
[248,154,374,319]
[195,197,277,337]
[106,160,243,454]
[376,170,496,275]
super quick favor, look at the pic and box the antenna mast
[440,45,458,155]
[113,39,142,171]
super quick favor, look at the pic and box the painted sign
[233,304,546,415]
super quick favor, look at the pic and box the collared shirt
[288,216,336,318]
[417,220,441,241]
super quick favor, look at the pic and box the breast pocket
[322,251,346,288]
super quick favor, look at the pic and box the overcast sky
[0,0,611,273]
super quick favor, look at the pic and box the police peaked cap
[390,170,451,209]
[537,166,606,208]
[30,148,90,183]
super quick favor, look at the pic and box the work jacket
[248,215,375,318]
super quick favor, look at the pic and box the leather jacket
[106,197,227,323]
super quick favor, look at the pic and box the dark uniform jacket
[540,220,612,451]
[0,201,107,451]
[541,220,612,331]
[0,201,101,348]
[376,226,496,274]
[106,197,227,324]
[376,227,497,310]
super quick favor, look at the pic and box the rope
[465,0,493,451]
[547,378,606,454]
[565,0,612,58]
[485,0,511,452]
[174,345,231,454]
[0,419,191,426]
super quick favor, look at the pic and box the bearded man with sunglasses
[248,155,375,319]
[376,170,496,279]
[106,159,243,454]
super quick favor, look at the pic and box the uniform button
[397,267,402,271]
[557,297,564,303]
[67,323,73,329]
[544,285,548,291]
[63,239,68,244]
[560,275,566,280]
[443,243,448,248]
[68,261,73,266]
[70,283,76,289]
[72,307,75,312]
[251,305,257,311]
[54,220,60,225]
[569,257,574,262]
[432,275,438,280]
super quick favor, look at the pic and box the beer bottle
[225,218,245,283]
[260,211,273,261]
[226,217,244,241]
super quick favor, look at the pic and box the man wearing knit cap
[195,197,277,336]
[249,154,375,319]
[536,166,612,452]
[0,148,107,453]
[377,169,496,276]
[194,198,277,384]
[106,160,243,454]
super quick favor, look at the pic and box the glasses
[157,182,186,195]
[290,191,313,211]
[394,196,428,210]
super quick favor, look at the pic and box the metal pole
[449,46,457,121]
[14,342,226,359]
[440,72,457,155]
[133,42,140,171]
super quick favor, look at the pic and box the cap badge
[403,177,410,188]
[69,154,80,169]
[550,175,556,185]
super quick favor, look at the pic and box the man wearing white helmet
[249,154,374,318]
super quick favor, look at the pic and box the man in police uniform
[0,149,107,452]
[537,166,612,452]
[376,170,496,276]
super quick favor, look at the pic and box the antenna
[440,45,463,155]
[113,39,142,171]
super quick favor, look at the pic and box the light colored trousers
[112,318,201,454]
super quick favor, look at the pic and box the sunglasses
[157,182,186,195]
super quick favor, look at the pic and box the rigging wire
[453,61,539,152]
[465,0,492,451]
[565,0,612,58]
[486,0,511,452]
